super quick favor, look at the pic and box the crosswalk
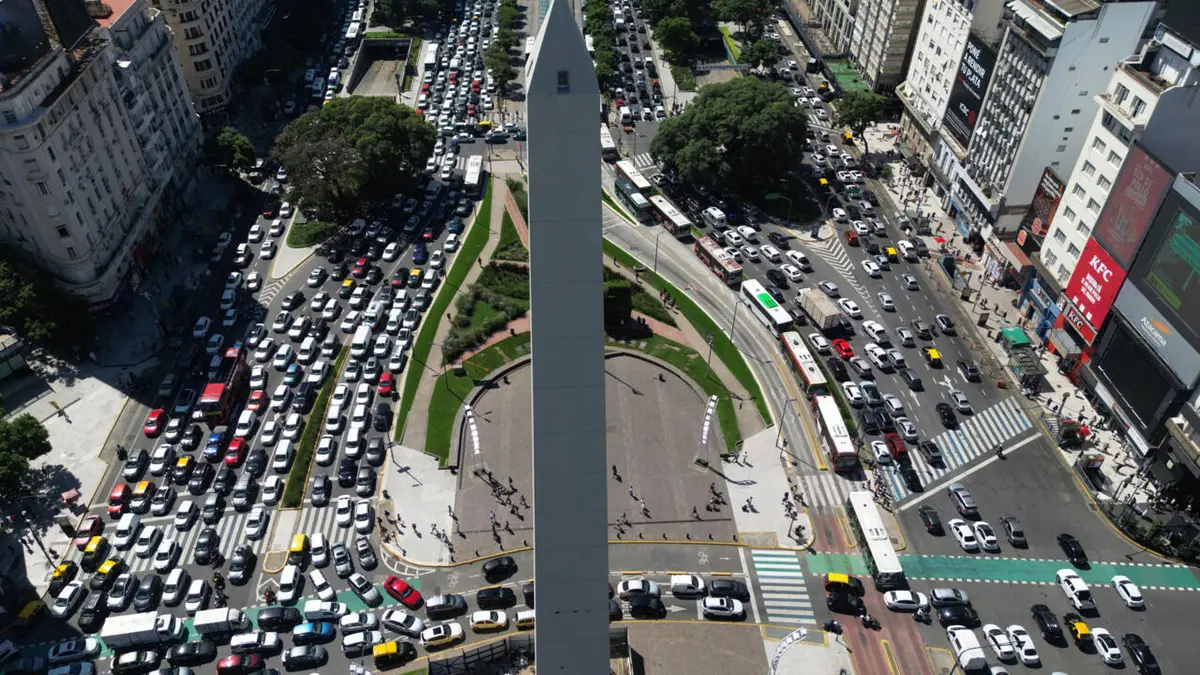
[259,279,286,306]
[802,236,868,298]
[630,152,657,171]
[794,468,854,508]
[294,502,369,549]
[882,396,1034,501]
[750,549,815,625]
[119,507,273,576]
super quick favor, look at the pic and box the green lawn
[718,26,741,62]
[282,347,348,507]
[395,182,493,441]
[493,210,528,262]
[425,333,532,464]
[286,220,336,248]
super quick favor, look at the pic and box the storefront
[1021,275,1062,339]
[983,238,1032,288]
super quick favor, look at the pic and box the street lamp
[775,397,798,450]
[704,334,716,367]
[652,228,665,274]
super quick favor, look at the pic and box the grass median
[286,220,336,248]
[282,346,348,508]
[395,181,494,442]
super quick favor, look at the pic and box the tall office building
[849,0,926,91]
[525,0,608,673]
[0,0,202,305]
[150,0,274,117]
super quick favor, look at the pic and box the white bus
[345,23,361,42]
[741,279,793,336]
[423,42,439,71]
[615,159,652,192]
[463,155,484,197]
[647,194,692,238]
[846,491,906,590]
[600,125,618,162]
[780,331,827,397]
[814,394,857,472]
[351,9,363,23]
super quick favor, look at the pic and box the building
[0,0,202,306]
[896,0,1005,163]
[848,0,926,91]
[150,0,273,117]
[928,0,1161,239]
[809,0,859,55]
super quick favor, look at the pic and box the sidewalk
[270,215,316,280]
[723,429,814,549]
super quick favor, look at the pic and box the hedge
[286,220,336,248]
[281,346,349,507]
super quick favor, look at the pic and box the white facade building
[1039,19,1200,286]
[810,0,860,55]
[0,0,201,304]
[848,0,925,91]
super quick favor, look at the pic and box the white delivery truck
[100,613,186,649]
[193,608,251,636]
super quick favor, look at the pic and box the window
[1053,229,1067,243]
[1076,220,1089,234]
[56,225,70,238]
[195,59,213,72]
[2,110,15,125]
[1057,264,1071,280]
[1107,150,1121,165]
[1130,97,1147,118]
[14,135,29,150]
[1072,185,1087,199]
[1045,251,1058,267]
[1078,91,1088,96]
[66,247,77,259]
[1099,37,1109,44]
[1063,205,1077,221]
[1064,127,1074,133]
[1082,161,1096,176]
[1113,83,1130,105]
[1067,243,1081,258]
[1092,137,1107,153]
[1097,175,1112,191]
[36,182,49,195]
[1087,198,1102,213]
[1056,145,1067,152]
[1071,109,1081,115]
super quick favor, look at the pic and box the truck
[193,608,250,636]
[797,288,841,330]
[100,613,185,649]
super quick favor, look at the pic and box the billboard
[1113,283,1200,387]
[1134,190,1200,339]
[942,34,997,149]
[1092,144,1172,268]
[1020,168,1065,239]
[1064,239,1127,342]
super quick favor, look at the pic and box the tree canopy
[834,91,888,151]
[655,16,699,65]
[650,77,809,198]
[272,96,436,221]
[205,127,256,170]
[0,253,95,353]
[373,0,441,26]
[643,0,705,25]
[0,402,52,502]
[484,43,517,95]
[712,0,773,33]
[740,39,783,72]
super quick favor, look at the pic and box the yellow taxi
[822,573,865,596]
[469,610,509,632]
[885,247,899,262]
[173,456,194,483]
[9,601,45,635]
[922,347,942,367]
[48,561,78,595]
[80,536,109,572]
[372,640,418,669]
[515,610,536,630]
[89,558,124,590]
[1065,613,1090,642]
[288,533,309,565]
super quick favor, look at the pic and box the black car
[78,591,107,632]
[365,438,386,467]
[476,586,517,610]
[294,382,314,413]
[355,467,375,497]
[918,506,944,535]
[917,441,943,465]
[331,263,350,281]
[124,449,149,481]
[709,579,750,601]
[766,285,786,303]
[229,545,255,586]
[936,402,957,427]
[168,640,217,666]
[767,232,789,249]
[956,359,981,381]
[765,268,789,288]
[245,450,268,478]
[482,555,517,582]
[373,403,392,432]
[826,591,864,615]
[1031,604,1062,640]
[900,369,923,390]
[1058,533,1088,566]
[937,605,980,627]
[608,598,623,621]
[311,475,332,507]
[281,291,305,311]
[194,527,219,565]
[212,465,235,495]
[899,464,922,492]
[1001,516,1027,547]
[257,606,303,631]
[338,458,357,487]
[188,463,214,494]
[202,494,225,525]
[522,582,535,608]
[628,595,665,619]
[365,266,384,285]
[827,357,849,382]
[1122,633,1161,675]
[426,594,468,620]
[133,574,162,612]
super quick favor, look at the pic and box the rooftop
[92,0,134,29]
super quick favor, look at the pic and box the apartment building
[151,0,274,116]
[0,0,201,305]
[809,0,859,55]
[849,0,926,91]
[895,0,1005,162]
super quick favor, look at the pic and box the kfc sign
[1064,303,1097,344]
[1064,239,1127,342]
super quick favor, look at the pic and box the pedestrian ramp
[750,549,815,626]
[630,152,657,170]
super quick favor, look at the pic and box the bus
[845,491,906,590]
[647,194,693,238]
[615,177,652,222]
[197,343,248,425]
[524,36,536,64]
[780,331,827,397]
[600,125,618,162]
[351,9,363,23]
[423,42,439,71]
[345,22,361,42]
[814,394,858,471]
[615,160,652,192]
[741,279,793,336]
[463,155,484,197]
[694,236,742,286]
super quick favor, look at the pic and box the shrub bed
[443,263,530,363]
[286,220,336,248]
[505,177,528,223]
[493,211,528,262]
[281,346,348,507]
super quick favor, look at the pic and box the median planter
[281,346,348,508]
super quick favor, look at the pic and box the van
[288,534,309,565]
[351,325,372,359]
[114,512,141,548]
[619,106,632,124]
[701,207,727,230]
[515,609,536,630]
[669,574,706,597]
[298,337,318,364]
[946,626,987,669]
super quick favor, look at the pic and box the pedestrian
[447,505,454,518]
[746,497,754,510]
[783,492,790,504]
[490,510,497,525]
[691,506,699,519]
[628,485,636,499]
[612,464,619,478]
[519,495,528,508]
[709,482,716,494]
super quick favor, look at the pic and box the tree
[593,49,617,90]
[272,97,436,221]
[654,16,698,65]
[497,4,521,30]
[834,91,888,153]
[0,452,29,502]
[0,414,52,461]
[496,26,519,51]
[740,39,783,73]
[484,43,517,96]
[650,77,809,198]
[206,127,256,170]
[712,0,773,34]
[603,280,634,326]
[643,0,703,25]
[0,255,95,353]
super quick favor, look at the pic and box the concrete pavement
[724,429,814,550]
[269,214,316,280]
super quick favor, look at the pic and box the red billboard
[1092,144,1172,269]
[1065,239,1127,343]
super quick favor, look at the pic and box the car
[1000,516,1026,547]
[192,317,211,338]
[938,604,980,627]
[861,259,882,277]
[47,637,102,664]
[184,578,209,614]
[869,440,891,464]
[617,578,660,599]
[983,623,1016,661]
[1122,633,1160,675]
[935,313,955,334]
[353,499,374,532]
[948,389,973,414]
[818,280,839,297]
[957,359,981,381]
[699,597,744,620]
[973,521,999,551]
[257,606,303,631]
[831,338,854,359]
[894,417,917,442]
[1111,575,1144,608]
[1057,569,1096,611]
[168,640,217,666]
[918,505,944,534]
[936,402,957,427]
[877,292,895,311]
[1058,533,1088,566]
[51,580,87,618]
[244,506,269,540]
[1004,624,1039,665]
[476,586,517,610]
[384,575,423,608]
[841,381,864,407]
[882,590,929,611]
[1092,627,1123,664]
[1030,603,1062,640]
[123,449,149,481]
[420,622,465,648]
[482,555,517,581]
[900,273,919,290]
[193,527,219,565]
[808,333,831,355]
[348,572,382,605]
[112,650,161,673]
[229,545,255,586]
[281,645,327,669]
[134,525,163,558]
[947,483,978,517]
[826,590,864,615]
[143,409,166,437]
[949,519,978,551]
[837,298,861,318]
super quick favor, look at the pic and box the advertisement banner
[1093,144,1172,268]
[1063,302,1097,344]
[942,35,997,149]
[1020,168,1065,238]
[1113,284,1200,387]
[1065,239,1127,339]
[1137,193,1200,337]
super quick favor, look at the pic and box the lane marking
[897,434,1040,512]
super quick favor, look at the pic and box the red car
[832,339,854,359]
[422,228,435,241]
[224,438,247,467]
[262,203,278,218]
[143,408,166,437]
[74,515,104,550]
[845,231,859,245]
[884,432,907,458]
[352,257,369,278]
[246,390,266,412]
[107,484,129,518]
[378,371,394,397]
[217,654,263,675]
[384,576,423,609]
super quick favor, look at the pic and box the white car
[245,506,270,540]
[283,412,303,441]
[316,436,337,466]
[882,590,928,611]
[322,298,341,321]
[444,234,460,251]
[50,581,86,619]
[336,495,353,527]
[429,251,446,269]
[260,420,281,447]
[184,579,209,614]
[852,220,870,236]
[332,383,351,408]
[878,292,895,311]
[1092,627,1123,665]
[271,384,292,412]
[869,440,891,464]
[340,311,361,333]
[983,623,1016,661]
[47,637,102,664]
[354,500,374,534]
[340,611,379,634]
[701,597,744,619]
[882,394,904,416]
[310,569,336,602]
[808,333,830,355]
[837,298,862,319]
[421,621,465,648]
[973,521,1000,551]
[225,272,243,289]
[780,264,803,282]
[310,291,330,312]
[383,242,401,261]
[818,280,839,297]
[1006,625,1040,665]
[861,260,882,277]
[260,240,277,259]
[760,244,781,262]
[278,565,303,604]
[1056,569,1096,611]
[741,246,760,262]
[841,382,864,407]
[254,338,275,363]
[273,344,295,370]
[245,272,263,291]
[949,518,979,552]
[894,417,918,442]
[272,311,293,333]
[134,525,163,558]
[949,389,973,414]
[174,500,197,531]
[250,365,268,390]
[303,599,349,621]
[263,475,283,505]
[163,568,189,606]
[381,609,425,637]
[154,539,181,573]
[832,207,847,221]
[149,445,174,476]
[616,579,660,599]
[1111,575,1144,608]
[192,317,211,338]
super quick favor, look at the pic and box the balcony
[1094,92,1146,134]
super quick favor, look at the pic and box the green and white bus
[741,279,793,336]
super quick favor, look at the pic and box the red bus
[197,343,248,425]
[694,236,742,286]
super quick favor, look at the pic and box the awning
[1047,329,1081,357]
[1001,326,1032,347]
[1000,241,1032,270]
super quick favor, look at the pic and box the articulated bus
[600,125,618,162]
[463,155,485,197]
[615,160,652,192]
[813,394,858,472]
[741,279,793,336]
[780,331,827,397]
[615,177,652,222]
[845,490,906,590]
[694,236,742,286]
[647,194,693,239]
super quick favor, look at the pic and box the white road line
[738,547,764,625]
[898,434,1041,512]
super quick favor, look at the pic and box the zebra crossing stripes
[803,237,868,298]
[795,468,853,508]
[630,152,657,170]
[259,279,286,306]
[121,506,271,575]
[294,502,365,549]
[750,550,816,625]
[883,396,1034,501]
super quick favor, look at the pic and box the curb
[381,541,532,568]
